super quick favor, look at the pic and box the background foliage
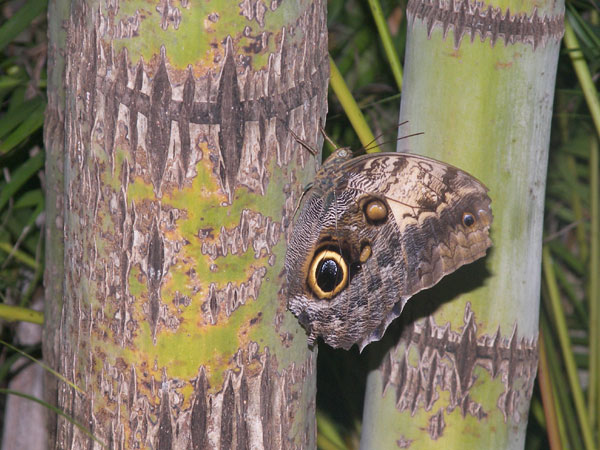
[0,0,597,449]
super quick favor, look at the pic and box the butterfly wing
[285,152,493,351]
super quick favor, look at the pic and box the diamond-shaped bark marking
[191,368,209,450]
[423,350,440,409]
[498,324,520,421]
[147,219,165,292]
[236,372,250,448]
[260,351,274,450]
[207,284,219,325]
[217,37,244,204]
[221,373,235,449]
[455,307,478,395]
[491,327,503,378]
[396,351,408,404]
[180,67,195,174]
[156,380,173,449]
[147,218,164,338]
[129,61,144,167]
[148,48,172,193]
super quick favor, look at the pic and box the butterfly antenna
[362,121,424,153]
[289,129,318,156]
[275,116,319,156]
[360,122,410,154]
[357,132,385,155]
[320,125,340,150]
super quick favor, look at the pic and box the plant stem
[328,56,380,152]
[0,241,38,270]
[538,329,562,450]
[564,19,600,140]
[0,303,43,324]
[367,0,403,91]
[589,136,600,433]
[566,156,587,262]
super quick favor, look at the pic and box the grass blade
[0,0,47,53]
[542,246,595,450]
[367,0,403,91]
[538,329,563,450]
[0,150,44,211]
[0,96,44,141]
[0,303,42,324]
[0,388,106,448]
[564,18,600,140]
[329,56,379,152]
[0,101,45,154]
[589,135,600,432]
[0,241,38,269]
[0,339,82,394]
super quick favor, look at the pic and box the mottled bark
[43,0,328,448]
[361,0,564,448]
[43,0,70,443]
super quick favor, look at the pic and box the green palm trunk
[43,0,328,447]
[361,0,564,448]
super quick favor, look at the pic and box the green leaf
[0,96,45,140]
[12,189,43,209]
[0,102,45,154]
[0,0,48,53]
[0,150,44,212]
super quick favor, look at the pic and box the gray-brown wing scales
[343,153,492,294]
[286,152,492,351]
[287,185,402,349]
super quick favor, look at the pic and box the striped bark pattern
[47,0,328,448]
[407,0,565,49]
[380,302,538,440]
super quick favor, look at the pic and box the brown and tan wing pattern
[285,151,492,351]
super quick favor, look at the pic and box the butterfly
[285,147,492,351]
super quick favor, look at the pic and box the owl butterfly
[285,147,493,351]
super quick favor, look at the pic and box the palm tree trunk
[43,0,329,447]
[361,0,564,448]
[43,0,69,443]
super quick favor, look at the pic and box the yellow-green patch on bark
[112,0,313,72]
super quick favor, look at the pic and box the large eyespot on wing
[307,248,349,299]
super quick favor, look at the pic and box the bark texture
[43,0,328,448]
[43,0,70,443]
